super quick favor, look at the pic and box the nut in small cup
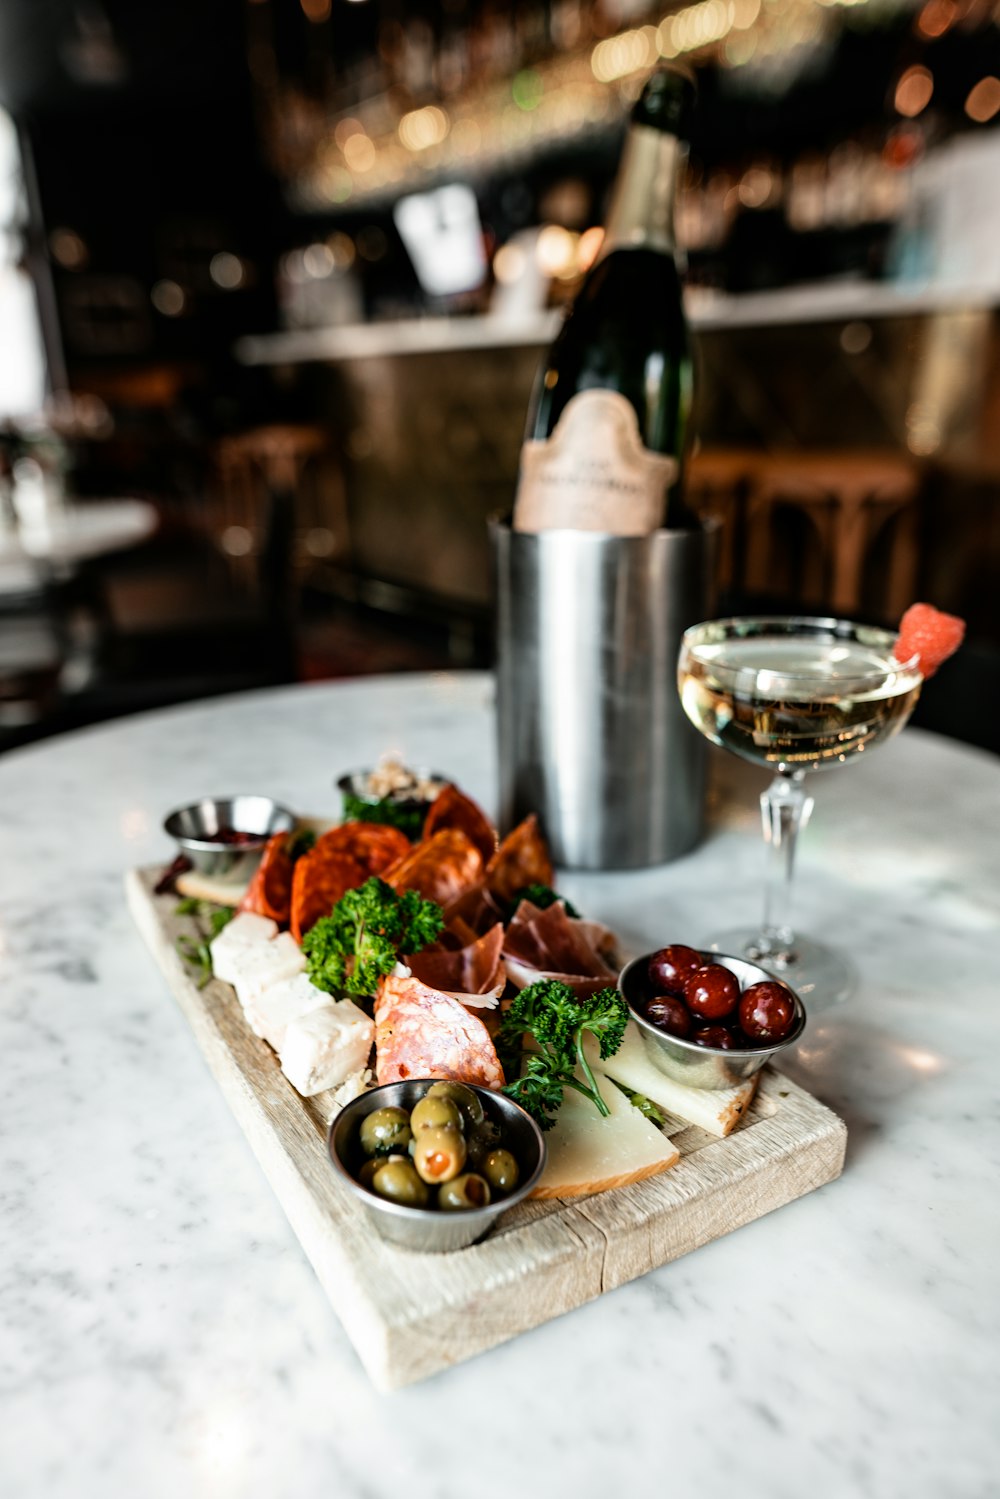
[618,949,806,1091]
[328,1080,547,1253]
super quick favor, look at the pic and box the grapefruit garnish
[894,603,965,679]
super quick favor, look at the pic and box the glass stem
[749,771,814,967]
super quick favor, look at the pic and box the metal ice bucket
[492,517,711,870]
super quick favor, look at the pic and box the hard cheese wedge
[530,1069,680,1200]
[176,869,250,908]
[587,1023,758,1138]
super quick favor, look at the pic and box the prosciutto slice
[504,959,615,1004]
[504,900,617,981]
[442,881,504,937]
[374,974,504,1089]
[502,898,618,1001]
[407,924,504,997]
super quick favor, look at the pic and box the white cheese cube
[230,932,306,1008]
[279,1001,374,1098]
[244,972,331,1050]
[210,911,279,985]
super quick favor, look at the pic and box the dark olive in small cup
[359,1106,413,1158]
[465,1119,502,1171]
[481,1148,520,1195]
[426,1079,485,1128]
[411,1094,463,1134]
[691,1025,739,1050]
[739,981,796,1042]
[357,1158,381,1189]
[684,964,740,1021]
[412,1125,467,1184]
[647,943,702,996]
[438,1172,492,1211]
[645,994,692,1038]
[371,1159,430,1208]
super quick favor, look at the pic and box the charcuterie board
[127,865,847,1392]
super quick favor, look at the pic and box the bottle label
[513,390,678,534]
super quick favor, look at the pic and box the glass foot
[700,927,858,1010]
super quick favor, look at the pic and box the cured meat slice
[504,899,617,981]
[486,814,554,905]
[504,958,615,1004]
[239,833,295,925]
[385,828,484,908]
[407,924,504,996]
[314,821,410,876]
[290,850,367,943]
[423,784,498,866]
[374,973,504,1089]
[442,881,504,936]
[572,916,619,963]
[425,914,479,953]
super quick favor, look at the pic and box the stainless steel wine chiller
[492,517,712,870]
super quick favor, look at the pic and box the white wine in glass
[678,617,922,1005]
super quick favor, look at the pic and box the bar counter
[1,672,996,1496]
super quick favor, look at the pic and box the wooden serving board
[127,866,847,1392]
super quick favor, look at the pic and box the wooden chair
[745,451,920,618]
[687,447,921,619]
[212,424,351,596]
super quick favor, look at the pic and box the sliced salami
[289,850,367,943]
[239,832,295,925]
[423,784,498,866]
[385,828,484,908]
[486,814,554,904]
[374,973,504,1089]
[314,821,410,875]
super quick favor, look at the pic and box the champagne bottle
[513,67,696,534]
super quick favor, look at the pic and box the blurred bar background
[1,0,998,753]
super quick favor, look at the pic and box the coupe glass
[677,616,922,1006]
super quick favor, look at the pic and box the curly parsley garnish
[302,876,444,999]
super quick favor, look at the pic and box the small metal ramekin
[336,768,448,817]
[328,1080,546,1253]
[618,949,807,1091]
[163,795,295,882]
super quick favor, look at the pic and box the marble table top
[1,671,996,1499]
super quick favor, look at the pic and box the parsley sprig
[342,792,426,841]
[175,901,235,989]
[498,979,629,1131]
[302,876,444,999]
[507,884,581,919]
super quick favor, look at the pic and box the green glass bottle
[514,67,696,534]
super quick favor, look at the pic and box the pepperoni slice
[384,828,484,908]
[374,973,504,1089]
[314,821,410,876]
[239,833,295,924]
[290,849,367,943]
[485,814,554,905]
[423,785,498,866]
